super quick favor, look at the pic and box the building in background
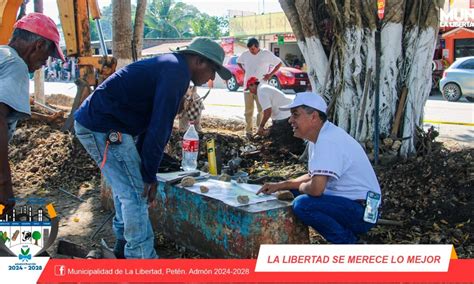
[439,0,474,64]
[441,28,474,64]
[228,12,304,67]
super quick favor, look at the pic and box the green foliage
[190,14,229,38]
[144,0,229,38]
[88,4,113,42]
[89,18,99,42]
[144,0,197,38]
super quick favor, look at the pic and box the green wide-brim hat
[173,37,232,80]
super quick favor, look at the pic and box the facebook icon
[54,265,66,276]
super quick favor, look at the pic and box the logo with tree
[0,201,58,258]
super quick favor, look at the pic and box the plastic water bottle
[182,122,199,171]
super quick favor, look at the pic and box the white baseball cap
[280,91,327,113]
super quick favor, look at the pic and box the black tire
[466,96,474,102]
[442,83,462,102]
[268,76,281,90]
[226,75,239,91]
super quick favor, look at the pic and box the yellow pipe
[206,139,218,175]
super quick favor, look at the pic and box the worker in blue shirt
[74,37,231,259]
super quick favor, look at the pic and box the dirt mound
[200,116,245,132]
[46,94,74,108]
[369,145,473,257]
[9,120,99,195]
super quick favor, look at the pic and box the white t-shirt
[0,45,30,141]
[237,49,281,86]
[308,122,381,200]
[256,83,291,121]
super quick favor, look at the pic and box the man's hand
[142,182,157,206]
[264,63,282,81]
[256,127,269,137]
[257,182,284,195]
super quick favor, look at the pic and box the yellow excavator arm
[0,0,23,45]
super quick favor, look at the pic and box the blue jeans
[291,190,375,244]
[74,121,157,259]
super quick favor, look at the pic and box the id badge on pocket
[363,191,381,224]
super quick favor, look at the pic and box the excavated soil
[6,102,473,258]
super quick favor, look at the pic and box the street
[32,81,473,145]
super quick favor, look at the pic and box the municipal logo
[0,198,58,259]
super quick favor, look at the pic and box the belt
[355,199,366,207]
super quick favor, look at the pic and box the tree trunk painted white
[297,37,328,91]
[354,23,403,142]
[112,0,133,69]
[279,0,443,156]
[400,27,438,155]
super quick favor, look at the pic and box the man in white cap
[257,92,381,244]
[0,13,65,218]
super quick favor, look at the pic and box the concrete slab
[150,181,309,258]
[101,179,309,258]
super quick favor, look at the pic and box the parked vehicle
[224,55,310,92]
[439,56,474,102]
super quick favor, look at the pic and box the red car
[224,55,310,92]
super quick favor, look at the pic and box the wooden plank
[356,68,372,140]
[57,0,78,56]
[391,86,408,137]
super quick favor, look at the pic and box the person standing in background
[237,37,282,138]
